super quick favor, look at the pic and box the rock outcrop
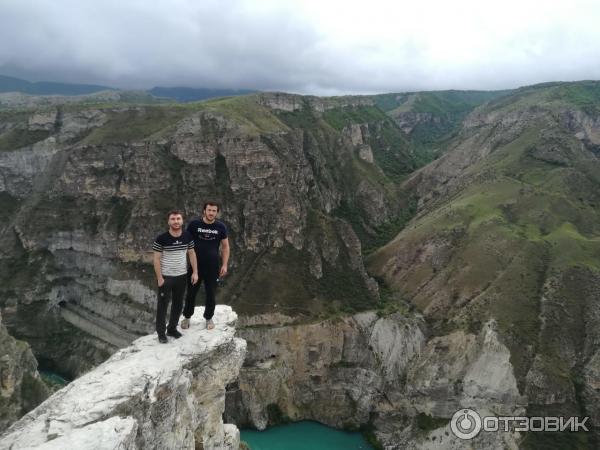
[0,306,246,450]
[226,313,526,449]
[226,311,426,429]
[0,311,49,433]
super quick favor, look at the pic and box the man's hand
[219,265,228,277]
[191,272,199,285]
[157,276,165,287]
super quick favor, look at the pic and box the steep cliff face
[0,93,414,376]
[0,311,49,433]
[225,313,528,449]
[0,306,246,450]
[226,311,426,430]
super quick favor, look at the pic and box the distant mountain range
[148,86,255,102]
[0,75,114,96]
[0,74,255,102]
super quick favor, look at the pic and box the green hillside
[374,89,512,165]
[368,82,600,447]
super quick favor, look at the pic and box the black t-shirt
[152,231,194,277]
[186,218,228,261]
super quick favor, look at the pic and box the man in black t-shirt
[182,201,230,330]
[153,210,198,343]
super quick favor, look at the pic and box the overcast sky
[2,0,600,95]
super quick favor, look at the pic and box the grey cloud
[1,0,600,95]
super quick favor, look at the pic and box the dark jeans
[183,257,219,320]
[156,274,187,336]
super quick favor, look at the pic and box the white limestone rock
[28,111,57,131]
[405,320,525,417]
[35,416,138,450]
[0,305,246,450]
[368,312,426,383]
[228,311,425,430]
[358,145,374,163]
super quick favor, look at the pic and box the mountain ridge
[0,80,599,448]
[0,74,256,103]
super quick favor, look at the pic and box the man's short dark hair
[167,209,184,219]
[203,201,220,212]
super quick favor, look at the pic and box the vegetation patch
[335,195,416,255]
[229,245,318,317]
[520,429,594,450]
[322,106,388,131]
[106,196,133,234]
[196,95,287,134]
[360,422,385,450]
[81,107,187,144]
[266,403,291,426]
[415,413,450,434]
[549,81,600,114]
[367,120,415,182]
[276,101,322,130]
[0,128,51,151]
[0,192,21,221]
[375,282,412,316]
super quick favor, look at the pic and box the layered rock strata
[227,311,426,430]
[0,94,396,375]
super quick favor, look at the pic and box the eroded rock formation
[0,306,246,450]
[0,311,49,433]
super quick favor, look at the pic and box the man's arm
[153,251,164,287]
[219,238,230,277]
[188,248,199,284]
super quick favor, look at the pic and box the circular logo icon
[450,408,482,440]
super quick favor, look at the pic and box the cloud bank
[1,0,600,94]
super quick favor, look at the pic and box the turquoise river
[240,421,374,450]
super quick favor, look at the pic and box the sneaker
[206,319,215,330]
[181,318,190,329]
[158,335,168,344]
[167,329,182,339]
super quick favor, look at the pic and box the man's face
[204,205,218,221]
[168,214,183,229]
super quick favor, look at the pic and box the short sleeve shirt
[186,219,228,262]
[152,231,194,276]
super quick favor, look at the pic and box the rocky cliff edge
[0,305,246,450]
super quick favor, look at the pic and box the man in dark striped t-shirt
[153,210,198,343]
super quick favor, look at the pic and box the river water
[240,421,374,450]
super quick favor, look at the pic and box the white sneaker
[181,318,190,329]
[206,319,215,330]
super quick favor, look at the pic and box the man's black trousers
[156,274,187,336]
[184,256,218,320]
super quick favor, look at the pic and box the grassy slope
[374,89,513,165]
[370,112,600,331]
[367,83,600,447]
